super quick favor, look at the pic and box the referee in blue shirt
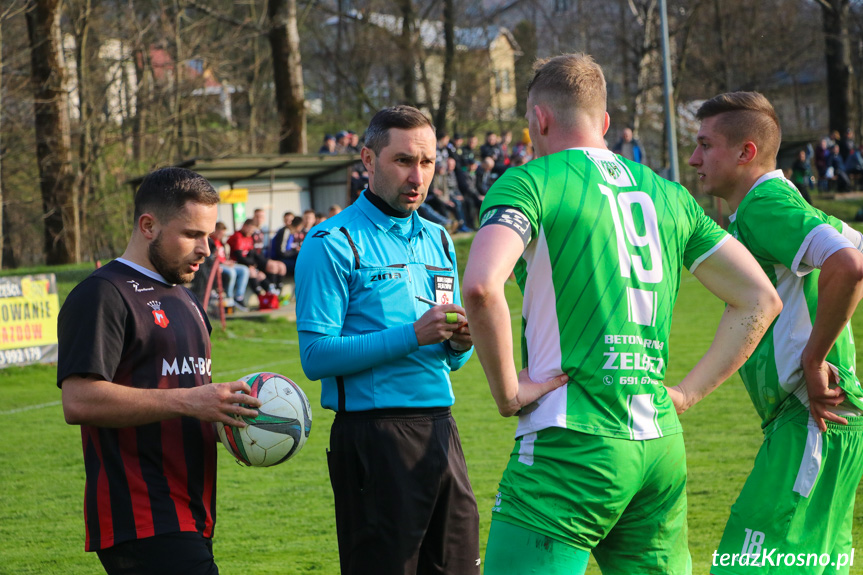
[295,106,480,574]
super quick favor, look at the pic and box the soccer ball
[216,372,312,467]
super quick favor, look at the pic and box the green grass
[812,195,863,225]
[2,241,863,573]
[0,263,95,304]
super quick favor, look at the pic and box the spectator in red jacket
[228,219,286,295]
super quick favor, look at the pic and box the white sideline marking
[229,337,297,345]
[1,400,61,416]
[4,359,304,415]
[218,358,302,380]
[224,331,298,345]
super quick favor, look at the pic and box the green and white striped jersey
[730,171,863,429]
[481,148,728,440]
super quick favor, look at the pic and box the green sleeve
[680,190,729,270]
[737,192,838,269]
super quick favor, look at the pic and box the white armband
[841,222,863,252]
[799,224,856,272]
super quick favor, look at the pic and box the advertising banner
[0,274,59,367]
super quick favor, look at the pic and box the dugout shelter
[128,153,361,234]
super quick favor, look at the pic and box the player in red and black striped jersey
[57,168,262,575]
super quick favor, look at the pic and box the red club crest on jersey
[148,301,170,328]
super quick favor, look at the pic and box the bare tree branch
[813,0,834,13]
[185,0,266,33]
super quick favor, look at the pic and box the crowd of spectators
[323,125,535,232]
[791,129,862,201]
[318,130,362,154]
[416,129,533,232]
[206,205,342,312]
[198,122,863,320]
[322,123,863,227]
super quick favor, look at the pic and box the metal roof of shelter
[127,153,361,187]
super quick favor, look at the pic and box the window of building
[554,0,572,12]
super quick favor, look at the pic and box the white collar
[748,169,784,194]
[730,169,785,223]
[115,257,173,285]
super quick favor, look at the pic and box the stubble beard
[149,232,195,285]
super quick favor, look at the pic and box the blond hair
[527,54,606,130]
[696,92,781,166]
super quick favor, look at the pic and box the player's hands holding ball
[185,381,262,427]
[414,303,468,346]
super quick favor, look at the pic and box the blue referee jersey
[295,191,472,412]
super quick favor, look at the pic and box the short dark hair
[134,167,219,223]
[364,106,435,155]
[696,92,781,166]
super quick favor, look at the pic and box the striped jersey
[730,171,863,429]
[481,148,728,440]
[57,260,216,551]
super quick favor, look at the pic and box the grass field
[2,219,863,573]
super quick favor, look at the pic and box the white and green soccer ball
[216,372,312,467]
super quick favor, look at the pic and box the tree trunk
[0,7,15,267]
[268,0,306,154]
[73,0,94,260]
[0,12,4,268]
[397,0,417,105]
[26,0,79,264]
[172,0,184,161]
[434,0,455,133]
[630,0,657,135]
[713,0,732,90]
[335,0,344,115]
[819,0,851,137]
[512,20,537,119]
[619,0,629,102]
[246,0,261,155]
[132,47,149,162]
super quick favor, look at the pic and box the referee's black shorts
[327,407,480,575]
[96,532,217,575]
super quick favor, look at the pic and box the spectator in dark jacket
[814,138,831,191]
[612,127,644,164]
[846,145,863,184]
[475,156,498,201]
[319,134,337,154]
[827,144,852,192]
[270,216,304,274]
[480,131,506,176]
[790,149,814,204]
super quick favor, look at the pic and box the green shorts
[486,426,691,575]
[714,413,863,575]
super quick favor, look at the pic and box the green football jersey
[481,148,728,440]
[730,171,863,429]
